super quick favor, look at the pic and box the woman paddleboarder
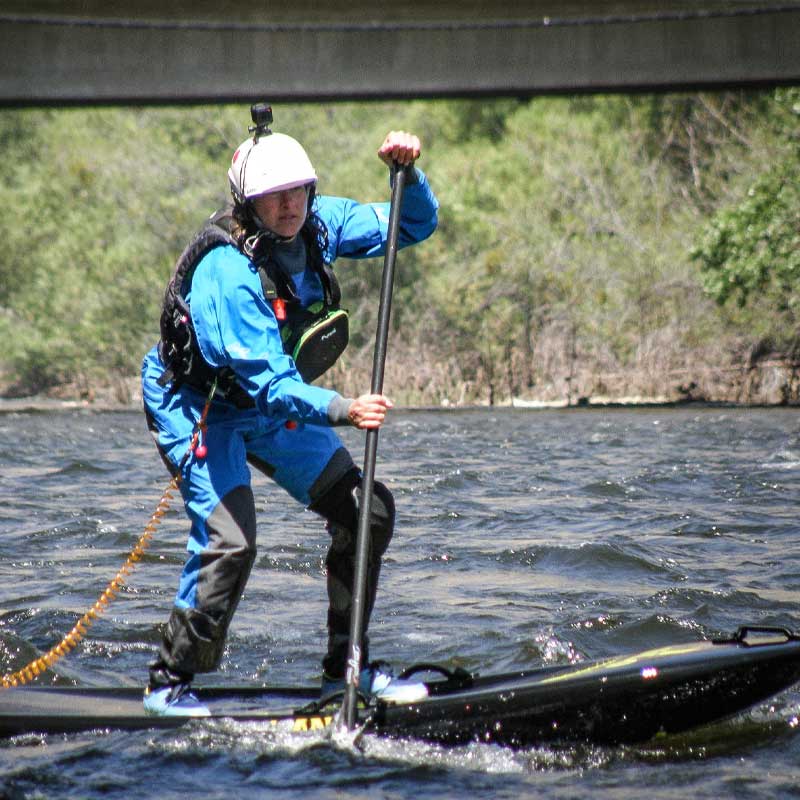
[140,105,438,716]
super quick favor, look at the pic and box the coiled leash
[1,382,217,689]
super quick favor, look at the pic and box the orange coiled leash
[1,383,216,689]
[1,477,179,688]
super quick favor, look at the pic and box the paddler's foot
[321,662,428,704]
[368,664,429,704]
[143,682,210,717]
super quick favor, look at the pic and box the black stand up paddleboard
[2,627,799,746]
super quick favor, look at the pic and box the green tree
[0,93,796,404]
[691,89,800,344]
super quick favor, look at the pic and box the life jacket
[156,208,349,408]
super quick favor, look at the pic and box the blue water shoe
[143,683,210,717]
[321,663,428,704]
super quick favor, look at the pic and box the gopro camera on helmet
[249,103,273,140]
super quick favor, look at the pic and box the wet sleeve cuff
[327,395,354,426]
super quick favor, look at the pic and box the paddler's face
[252,184,310,239]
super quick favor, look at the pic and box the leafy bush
[0,92,795,403]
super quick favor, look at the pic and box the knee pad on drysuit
[309,467,395,557]
[309,468,395,677]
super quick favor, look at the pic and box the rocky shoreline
[2,357,799,414]
[1,393,796,416]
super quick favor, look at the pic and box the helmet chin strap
[242,227,285,261]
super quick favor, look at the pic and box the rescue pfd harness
[157,208,349,406]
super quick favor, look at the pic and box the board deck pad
[0,685,326,736]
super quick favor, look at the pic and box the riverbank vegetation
[0,90,797,406]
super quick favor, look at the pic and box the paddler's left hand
[378,131,421,168]
[347,393,394,429]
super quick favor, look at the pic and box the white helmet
[228,132,317,203]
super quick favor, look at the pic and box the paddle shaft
[342,164,407,730]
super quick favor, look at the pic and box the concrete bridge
[1,1,799,105]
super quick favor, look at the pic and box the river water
[1,405,800,799]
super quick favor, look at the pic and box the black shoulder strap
[177,210,240,288]
[253,227,339,308]
[301,225,341,308]
[206,211,282,305]
[319,263,341,307]
[159,212,236,343]
[208,215,341,310]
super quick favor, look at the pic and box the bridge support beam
[1,4,799,105]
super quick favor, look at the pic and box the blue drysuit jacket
[143,169,438,430]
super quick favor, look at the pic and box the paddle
[341,162,407,731]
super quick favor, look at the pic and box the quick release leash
[1,382,217,689]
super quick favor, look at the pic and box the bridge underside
[1,2,799,105]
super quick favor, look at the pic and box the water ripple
[1,408,800,798]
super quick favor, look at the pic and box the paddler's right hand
[347,394,394,429]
